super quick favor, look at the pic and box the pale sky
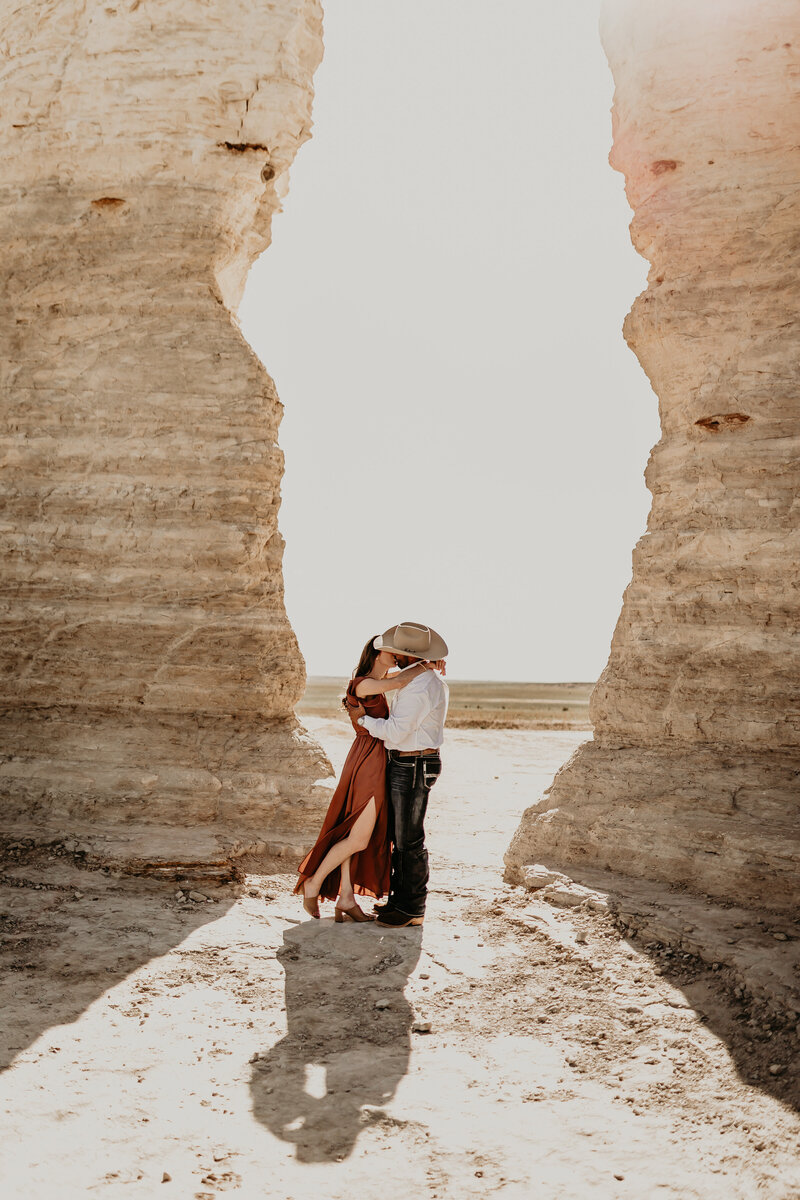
[239,0,659,682]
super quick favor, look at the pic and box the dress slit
[293,679,390,902]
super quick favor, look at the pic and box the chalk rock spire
[506,0,800,913]
[0,1,331,871]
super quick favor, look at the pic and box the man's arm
[361,681,433,743]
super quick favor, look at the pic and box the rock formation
[0,0,331,872]
[507,0,800,915]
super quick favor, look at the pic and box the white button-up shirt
[361,671,449,751]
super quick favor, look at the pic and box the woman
[294,635,437,922]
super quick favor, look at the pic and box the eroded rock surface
[506,0,800,914]
[0,0,331,869]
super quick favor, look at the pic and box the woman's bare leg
[339,857,355,908]
[303,799,377,901]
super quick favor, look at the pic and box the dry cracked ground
[1,720,799,1199]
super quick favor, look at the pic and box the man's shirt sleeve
[361,683,433,744]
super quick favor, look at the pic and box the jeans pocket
[422,759,441,790]
[391,758,415,775]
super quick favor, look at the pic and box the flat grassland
[297,676,594,731]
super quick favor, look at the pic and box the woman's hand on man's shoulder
[423,659,447,676]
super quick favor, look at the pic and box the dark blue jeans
[386,751,442,918]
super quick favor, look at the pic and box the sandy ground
[1,721,799,1199]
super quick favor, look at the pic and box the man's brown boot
[376,909,424,928]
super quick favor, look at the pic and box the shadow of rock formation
[512,861,800,1113]
[251,919,422,1162]
[0,849,235,1074]
[653,962,800,1115]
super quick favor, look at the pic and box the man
[349,622,449,928]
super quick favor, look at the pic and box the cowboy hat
[373,622,448,660]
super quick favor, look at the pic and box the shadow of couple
[0,860,423,1167]
[250,916,423,1162]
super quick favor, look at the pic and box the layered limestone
[507,0,800,914]
[0,1,331,870]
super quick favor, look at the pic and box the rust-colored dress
[293,678,391,903]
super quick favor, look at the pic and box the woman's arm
[354,661,430,698]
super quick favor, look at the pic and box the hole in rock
[218,141,271,153]
[650,159,680,174]
[695,413,751,432]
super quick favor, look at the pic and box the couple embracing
[294,622,449,928]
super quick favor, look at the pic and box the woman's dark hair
[341,635,382,712]
[352,635,381,680]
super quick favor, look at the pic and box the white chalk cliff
[0,0,331,870]
[507,0,800,914]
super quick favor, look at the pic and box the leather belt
[390,748,439,758]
